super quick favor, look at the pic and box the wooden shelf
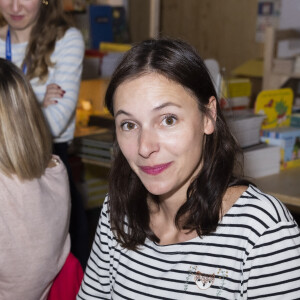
[263,26,300,90]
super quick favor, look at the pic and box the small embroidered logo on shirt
[184,265,198,291]
[194,271,215,290]
[216,268,229,296]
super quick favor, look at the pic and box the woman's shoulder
[60,27,84,44]
[54,27,84,55]
[102,195,110,216]
[231,184,295,227]
[46,155,65,172]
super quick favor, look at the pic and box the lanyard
[6,27,27,74]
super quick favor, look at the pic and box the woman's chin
[142,182,170,197]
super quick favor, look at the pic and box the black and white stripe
[77,185,300,299]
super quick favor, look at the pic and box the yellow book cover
[254,88,293,129]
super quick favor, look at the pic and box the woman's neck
[149,185,248,245]
[5,25,31,43]
[149,196,197,245]
[148,192,187,241]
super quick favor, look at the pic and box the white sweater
[0,27,85,143]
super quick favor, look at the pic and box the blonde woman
[0,0,88,267]
[0,58,71,299]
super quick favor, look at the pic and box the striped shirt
[77,185,300,299]
[0,27,84,143]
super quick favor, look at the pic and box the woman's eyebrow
[153,102,182,111]
[115,102,181,117]
[115,109,132,118]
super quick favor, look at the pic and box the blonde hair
[0,58,52,180]
[0,0,73,81]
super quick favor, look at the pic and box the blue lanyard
[6,27,27,74]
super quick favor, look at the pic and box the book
[225,110,265,148]
[291,113,300,127]
[80,164,109,209]
[221,78,251,110]
[76,131,114,164]
[254,88,293,129]
[260,126,300,168]
[242,143,281,178]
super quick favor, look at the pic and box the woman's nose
[11,0,21,12]
[138,128,160,158]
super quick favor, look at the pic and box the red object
[264,99,274,107]
[47,252,84,300]
[85,49,106,58]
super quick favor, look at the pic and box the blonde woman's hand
[42,83,66,108]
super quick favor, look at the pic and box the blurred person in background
[0,0,89,268]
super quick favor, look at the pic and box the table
[253,167,300,212]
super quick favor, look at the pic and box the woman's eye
[162,115,177,126]
[121,122,137,131]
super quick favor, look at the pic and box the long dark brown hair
[105,38,247,250]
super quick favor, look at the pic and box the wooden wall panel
[129,0,264,74]
[161,0,264,73]
[128,0,151,42]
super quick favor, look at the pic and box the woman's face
[0,0,41,32]
[114,73,215,200]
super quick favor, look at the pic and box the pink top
[0,156,71,300]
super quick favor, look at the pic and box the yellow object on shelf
[99,42,132,52]
[232,58,263,78]
[254,88,293,129]
[226,78,251,98]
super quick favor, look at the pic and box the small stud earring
[42,0,48,5]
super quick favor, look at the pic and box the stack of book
[221,78,251,110]
[242,143,281,178]
[225,110,265,148]
[80,164,109,209]
[260,126,300,169]
[225,110,281,178]
[76,131,114,165]
[291,114,300,127]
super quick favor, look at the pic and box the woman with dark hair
[78,38,300,299]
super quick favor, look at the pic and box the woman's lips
[10,15,24,21]
[140,162,172,175]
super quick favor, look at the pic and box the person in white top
[78,38,300,299]
[0,58,71,300]
[0,0,89,267]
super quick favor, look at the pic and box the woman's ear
[204,96,217,135]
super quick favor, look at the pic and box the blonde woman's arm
[40,27,85,141]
